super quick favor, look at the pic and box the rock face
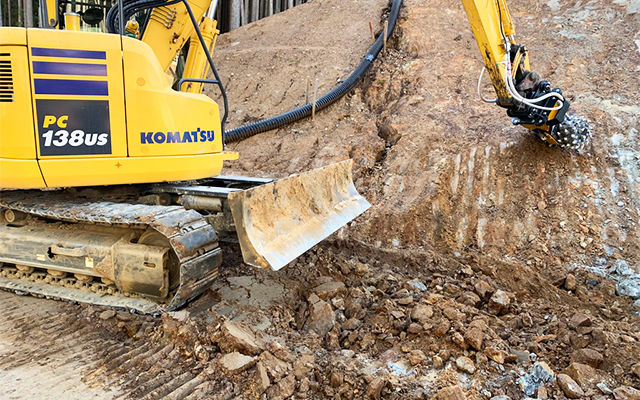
[219,352,256,373]
[218,321,264,355]
[306,294,335,336]
[557,374,584,399]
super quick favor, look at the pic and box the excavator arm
[462,0,592,149]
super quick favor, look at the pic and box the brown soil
[3,0,640,399]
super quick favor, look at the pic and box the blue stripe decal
[32,61,107,76]
[34,79,109,96]
[31,47,107,60]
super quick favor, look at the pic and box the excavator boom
[462,0,592,149]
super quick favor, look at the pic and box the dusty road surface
[2,0,640,399]
[0,291,117,400]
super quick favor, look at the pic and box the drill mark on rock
[451,153,462,195]
[476,217,487,249]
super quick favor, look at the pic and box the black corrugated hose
[224,0,403,144]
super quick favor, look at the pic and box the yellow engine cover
[0,28,237,190]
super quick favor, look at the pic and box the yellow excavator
[0,0,590,312]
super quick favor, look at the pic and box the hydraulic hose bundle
[106,0,182,33]
[224,0,403,143]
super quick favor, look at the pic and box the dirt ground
[2,0,640,399]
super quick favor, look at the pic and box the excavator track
[0,160,369,313]
[0,190,221,313]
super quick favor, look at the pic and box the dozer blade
[227,159,370,270]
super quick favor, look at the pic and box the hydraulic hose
[224,0,403,143]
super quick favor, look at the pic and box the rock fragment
[330,372,343,387]
[306,294,335,336]
[557,374,584,398]
[571,348,603,368]
[434,385,465,400]
[260,351,291,381]
[406,278,427,291]
[632,362,640,378]
[434,319,450,336]
[489,290,511,315]
[443,306,464,321]
[613,386,640,400]
[464,327,484,351]
[564,274,577,291]
[293,354,314,379]
[218,320,264,355]
[565,362,601,389]
[458,291,481,307]
[453,332,468,350]
[517,361,555,396]
[485,347,506,364]
[219,352,256,373]
[616,278,640,299]
[256,362,270,393]
[455,356,475,374]
[366,377,389,400]
[474,280,494,300]
[568,312,592,329]
[265,373,295,400]
[313,280,346,300]
[410,304,433,323]
[597,382,614,395]
[407,349,426,365]
[99,309,116,320]
[407,322,422,334]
